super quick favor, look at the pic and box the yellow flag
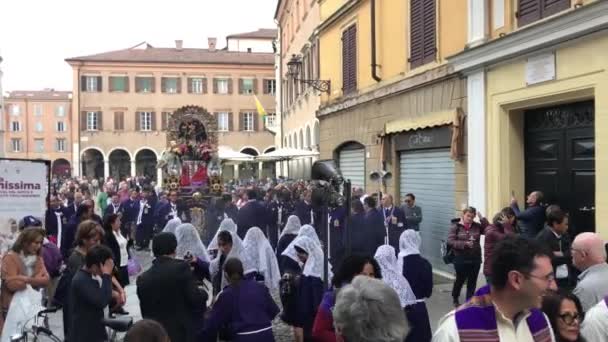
[254,94,267,117]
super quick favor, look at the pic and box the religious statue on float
[158,105,222,196]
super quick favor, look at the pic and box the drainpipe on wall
[371,0,381,82]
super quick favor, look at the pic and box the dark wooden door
[524,100,595,235]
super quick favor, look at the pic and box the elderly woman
[277,215,301,274]
[397,230,433,342]
[242,227,281,291]
[281,236,325,342]
[334,275,409,342]
[0,227,50,330]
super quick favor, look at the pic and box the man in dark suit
[121,189,140,239]
[536,206,574,289]
[236,189,269,239]
[45,194,69,246]
[155,190,182,230]
[511,190,546,238]
[137,233,207,342]
[135,188,156,250]
[363,196,386,256]
[104,193,123,219]
[381,194,407,253]
[294,189,314,225]
[65,192,83,220]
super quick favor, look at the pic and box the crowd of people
[0,174,607,342]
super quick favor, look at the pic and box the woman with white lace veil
[175,223,210,263]
[242,227,281,291]
[281,224,326,276]
[374,245,417,307]
[161,218,182,235]
[277,215,300,255]
[207,218,237,253]
[281,236,325,342]
[209,229,251,295]
[395,229,433,342]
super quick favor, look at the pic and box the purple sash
[455,285,552,342]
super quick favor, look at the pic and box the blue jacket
[512,204,545,238]
[121,198,140,224]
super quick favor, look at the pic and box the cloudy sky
[0,0,277,91]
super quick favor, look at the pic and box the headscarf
[210,229,249,289]
[397,229,422,276]
[162,218,182,235]
[374,245,418,307]
[280,215,301,239]
[292,236,324,279]
[243,227,281,290]
[175,223,210,263]
[282,224,321,264]
[208,218,238,252]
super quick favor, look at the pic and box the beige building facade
[3,90,73,176]
[275,0,321,179]
[66,32,277,182]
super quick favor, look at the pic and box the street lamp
[287,54,331,94]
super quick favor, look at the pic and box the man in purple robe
[433,236,557,342]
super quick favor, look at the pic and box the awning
[256,148,319,161]
[383,109,459,136]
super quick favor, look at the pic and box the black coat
[536,227,575,286]
[294,200,313,225]
[137,257,207,342]
[350,211,385,257]
[103,230,128,267]
[68,271,113,342]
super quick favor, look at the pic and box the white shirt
[113,230,129,267]
[432,308,555,342]
[137,200,147,225]
[111,203,120,214]
[582,298,608,341]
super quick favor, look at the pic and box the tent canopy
[218,146,255,161]
[256,148,319,161]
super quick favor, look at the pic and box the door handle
[579,206,595,212]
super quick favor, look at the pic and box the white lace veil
[281,224,321,264]
[208,218,238,252]
[243,227,281,290]
[210,229,250,289]
[162,218,182,235]
[374,245,418,307]
[293,236,325,279]
[280,215,301,239]
[397,230,422,273]
[175,223,210,262]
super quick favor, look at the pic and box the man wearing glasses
[433,236,557,341]
[571,232,608,312]
[401,193,422,232]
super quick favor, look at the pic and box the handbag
[441,240,455,264]
[127,257,142,276]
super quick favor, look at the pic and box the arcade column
[104,160,110,180]
[258,162,263,179]
[233,164,239,180]
[131,160,136,177]
[157,167,163,184]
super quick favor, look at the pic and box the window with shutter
[341,25,357,95]
[114,112,124,131]
[228,112,234,131]
[161,112,169,130]
[517,0,569,27]
[543,0,570,17]
[410,0,436,68]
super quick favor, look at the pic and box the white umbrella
[256,148,319,161]
[218,146,255,161]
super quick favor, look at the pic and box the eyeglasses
[559,312,582,326]
[524,272,556,284]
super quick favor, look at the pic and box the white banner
[0,160,48,247]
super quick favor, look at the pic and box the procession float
[157,105,223,229]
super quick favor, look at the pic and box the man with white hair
[571,232,608,312]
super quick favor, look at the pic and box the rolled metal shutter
[400,149,455,273]
[339,148,365,188]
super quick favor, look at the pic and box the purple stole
[455,285,552,342]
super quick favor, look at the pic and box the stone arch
[313,120,320,147]
[298,129,304,149]
[52,158,71,178]
[305,124,312,149]
[81,148,105,179]
[135,148,158,181]
[264,146,276,153]
[239,146,260,156]
[108,149,131,181]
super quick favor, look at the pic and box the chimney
[175,40,183,51]
[208,37,217,52]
